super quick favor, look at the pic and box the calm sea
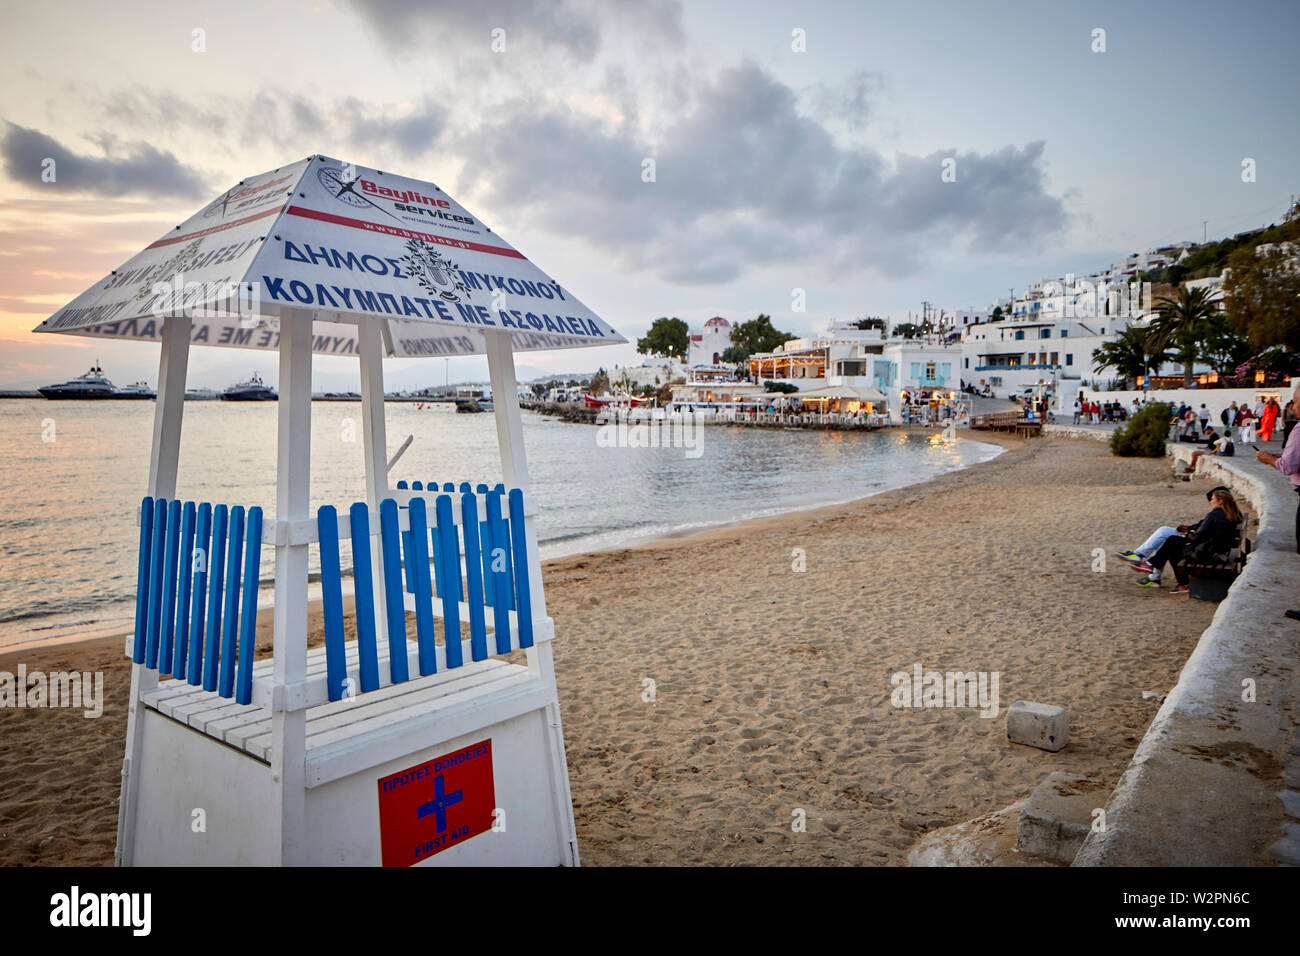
[0,399,999,643]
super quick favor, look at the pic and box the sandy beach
[0,433,1229,866]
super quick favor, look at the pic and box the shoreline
[0,429,1006,654]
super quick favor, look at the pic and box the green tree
[729,314,795,359]
[588,369,609,397]
[1110,402,1171,457]
[636,317,689,360]
[851,317,887,331]
[1092,326,1172,387]
[893,323,922,339]
[990,306,1003,321]
[1223,241,1300,354]
[1147,286,1220,387]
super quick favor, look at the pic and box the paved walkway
[1074,441,1300,866]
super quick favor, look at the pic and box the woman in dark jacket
[1137,490,1242,594]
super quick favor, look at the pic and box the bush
[1110,402,1171,457]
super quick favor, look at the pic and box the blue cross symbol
[417,774,463,833]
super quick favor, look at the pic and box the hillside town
[547,207,1299,428]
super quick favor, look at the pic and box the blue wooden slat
[395,480,408,490]
[317,505,347,702]
[158,500,181,677]
[442,482,455,492]
[350,502,381,693]
[203,504,229,692]
[458,482,471,494]
[407,497,437,676]
[236,508,262,705]
[460,493,488,661]
[144,497,167,668]
[475,485,491,603]
[172,502,196,678]
[487,490,515,611]
[132,496,154,664]
[411,481,423,491]
[509,489,535,649]
[435,495,463,668]
[187,503,212,685]
[380,499,410,684]
[430,517,444,599]
[400,498,417,595]
[486,492,512,654]
[218,506,245,699]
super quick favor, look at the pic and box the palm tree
[1092,326,1172,387]
[1147,286,1219,387]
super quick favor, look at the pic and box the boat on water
[118,381,157,399]
[38,364,153,400]
[185,386,221,400]
[221,373,277,401]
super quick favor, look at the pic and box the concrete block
[1017,772,1105,863]
[1269,825,1300,867]
[1006,700,1069,752]
[1278,791,1300,821]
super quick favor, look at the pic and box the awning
[794,384,888,403]
[33,155,625,357]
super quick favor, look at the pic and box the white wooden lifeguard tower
[34,156,625,866]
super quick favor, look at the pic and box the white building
[688,316,733,367]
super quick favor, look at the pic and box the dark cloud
[351,0,600,60]
[338,98,446,158]
[0,122,207,199]
[454,61,1069,283]
[350,0,684,63]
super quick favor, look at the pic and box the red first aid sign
[377,739,495,866]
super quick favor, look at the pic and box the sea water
[0,399,1000,640]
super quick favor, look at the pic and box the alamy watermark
[595,410,705,459]
[890,662,1000,718]
[0,665,104,718]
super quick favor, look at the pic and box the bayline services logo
[595,410,705,459]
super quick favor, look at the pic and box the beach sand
[0,434,1230,865]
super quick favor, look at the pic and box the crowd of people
[1073,396,1141,424]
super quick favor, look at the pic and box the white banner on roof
[34,155,624,356]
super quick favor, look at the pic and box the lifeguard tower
[34,156,625,865]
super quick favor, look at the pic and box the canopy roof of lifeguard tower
[33,155,625,357]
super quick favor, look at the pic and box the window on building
[1065,354,1073,366]
[1039,328,1050,339]
[1014,330,1025,340]
[1060,329,1068,338]
[964,357,969,368]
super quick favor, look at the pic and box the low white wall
[1073,444,1300,865]
[1075,379,1298,422]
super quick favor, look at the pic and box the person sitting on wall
[1256,383,1300,555]
[1135,489,1243,594]
[1189,430,1234,470]
[1116,485,1232,574]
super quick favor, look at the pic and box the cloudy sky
[1,0,1297,390]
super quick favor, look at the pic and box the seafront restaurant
[32,155,625,866]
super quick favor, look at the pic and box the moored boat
[38,364,152,400]
[221,372,277,401]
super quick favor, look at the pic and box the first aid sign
[377,739,496,866]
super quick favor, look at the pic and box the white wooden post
[484,329,580,865]
[357,319,389,648]
[116,314,191,866]
[270,307,312,864]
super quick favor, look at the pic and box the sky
[0,0,1297,390]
